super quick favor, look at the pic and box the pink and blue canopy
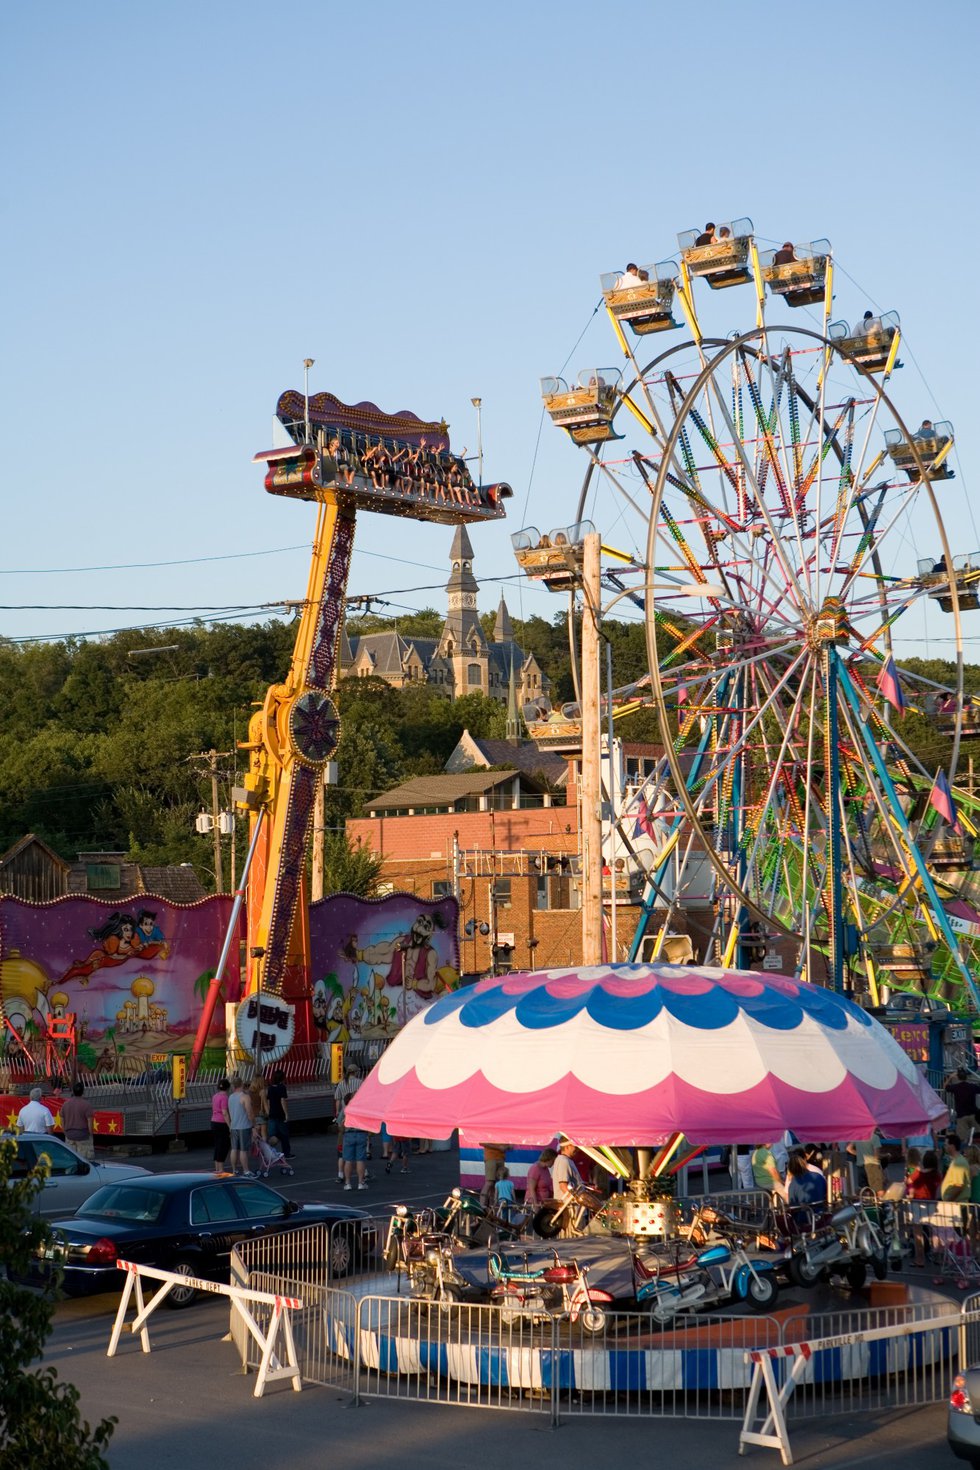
[343,963,948,1146]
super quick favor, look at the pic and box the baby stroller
[252,1129,293,1177]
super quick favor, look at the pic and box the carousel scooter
[488,1249,614,1334]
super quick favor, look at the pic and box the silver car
[949,1370,980,1466]
[7,1133,150,1217]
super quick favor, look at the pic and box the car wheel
[871,1248,888,1281]
[165,1258,200,1309]
[329,1227,355,1279]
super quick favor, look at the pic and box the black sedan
[41,1171,372,1306]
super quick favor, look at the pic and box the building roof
[369,769,536,813]
[450,524,475,562]
[493,596,513,642]
[462,735,567,785]
[0,832,70,873]
[346,630,439,676]
[67,854,207,904]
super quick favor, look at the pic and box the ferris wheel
[529,218,980,1011]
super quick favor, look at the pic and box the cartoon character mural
[59,907,170,983]
[309,892,459,1043]
[0,895,240,1069]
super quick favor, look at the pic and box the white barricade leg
[107,1268,138,1358]
[252,1302,302,1398]
[738,1354,799,1465]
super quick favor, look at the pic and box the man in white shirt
[551,1140,582,1200]
[17,1087,55,1134]
[615,263,648,290]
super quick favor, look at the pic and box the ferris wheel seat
[915,554,980,612]
[928,837,976,872]
[540,371,622,443]
[678,219,754,288]
[759,240,830,307]
[512,522,595,589]
[885,423,955,482]
[829,312,902,374]
[869,941,935,981]
[601,261,680,334]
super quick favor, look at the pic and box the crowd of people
[316,425,497,510]
[209,1070,293,1180]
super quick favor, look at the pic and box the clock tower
[437,523,488,694]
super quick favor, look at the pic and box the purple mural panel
[0,895,240,1067]
[309,892,459,1043]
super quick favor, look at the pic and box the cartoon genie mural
[309,892,459,1045]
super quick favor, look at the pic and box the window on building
[85,863,120,890]
[467,663,482,686]
[493,878,512,909]
[432,880,453,900]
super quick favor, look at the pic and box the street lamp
[303,358,315,442]
[470,396,483,487]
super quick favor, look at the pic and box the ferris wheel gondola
[533,220,979,1012]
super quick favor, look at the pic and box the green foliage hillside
[0,613,967,887]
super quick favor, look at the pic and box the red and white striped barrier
[107,1259,305,1398]
[739,1313,963,1464]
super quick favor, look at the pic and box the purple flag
[876,655,905,714]
[929,769,960,833]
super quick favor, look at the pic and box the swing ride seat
[600,262,680,334]
[677,218,754,289]
[828,312,902,374]
[759,240,831,307]
[915,554,980,613]
[511,522,594,589]
[540,372,623,445]
[885,423,955,483]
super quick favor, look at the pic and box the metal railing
[232,1215,975,1422]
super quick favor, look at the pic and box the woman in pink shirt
[524,1148,557,1208]
[211,1079,231,1174]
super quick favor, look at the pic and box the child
[494,1164,518,1222]
[253,1124,293,1177]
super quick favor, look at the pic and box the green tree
[0,1141,115,1468]
[323,831,385,896]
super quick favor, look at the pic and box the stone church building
[341,526,549,708]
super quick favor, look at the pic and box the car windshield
[76,1185,167,1223]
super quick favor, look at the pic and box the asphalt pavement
[39,1134,958,1469]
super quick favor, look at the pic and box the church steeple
[493,595,514,643]
[440,524,486,654]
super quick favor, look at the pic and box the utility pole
[580,532,603,966]
[190,750,232,894]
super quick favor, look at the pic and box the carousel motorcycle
[384,1206,485,1305]
[488,1249,614,1334]
[769,1196,888,1289]
[628,1230,779,1324]
[532,1181,605,1239]
[437,1187,525,1244]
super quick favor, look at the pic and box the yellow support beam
[749,240,766,330]
[675,261,702,344]
[605,304,630,359]
[883,327,901,380]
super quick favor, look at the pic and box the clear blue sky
[2,0,978,653]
